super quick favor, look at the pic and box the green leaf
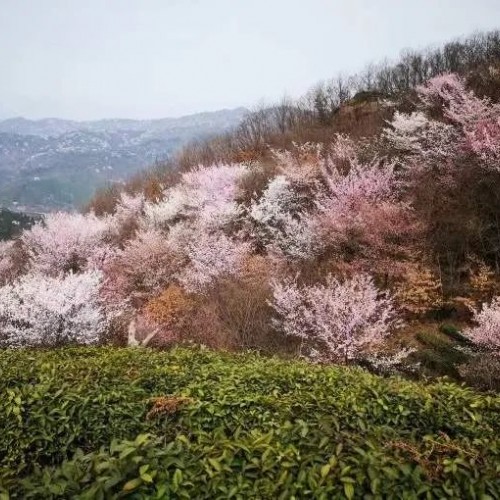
[141,473,154,483]
[344,483,355,500]
[208,458,222,472]
[122,478,143,492]
[320,464,331,479]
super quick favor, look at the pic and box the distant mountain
[0,108,247,211]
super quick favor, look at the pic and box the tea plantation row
[0,347,499,498]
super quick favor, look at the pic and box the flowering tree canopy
[143,163,247,231]
[0,270,107,347]
[22,212,114,276]
[249,175,322,259]
[464,297,500,354]
[271,273,401,362]
[385,73,500,172]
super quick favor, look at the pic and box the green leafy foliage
[0,347,499,498]
[439,323,469,343]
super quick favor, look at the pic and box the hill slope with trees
[1,31,500,389]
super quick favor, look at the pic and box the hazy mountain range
[0,108,247,212]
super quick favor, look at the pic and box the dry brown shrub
[84,184,121,216]
[458,354,500,392]
[144,285,196,345]
[202,255,293,353]
[0,240,30,285]
[144,284,237,350]
[233,149,262,163]
[146,395,194,419]
[468,259,498,304]
[237,161,279,205]
[395,263,443,317]
[183,301,235,350]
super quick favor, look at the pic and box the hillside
[0,347,498,498]
[2,64,500,390]
[0,208,37,241]
[0,108,247,212]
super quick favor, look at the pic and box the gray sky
[1,0,499,120]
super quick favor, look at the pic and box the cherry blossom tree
[271,273,401,363]
[168,221,250,293]
[319,158,399,206]
[249,175,322,259]
[464,297,500,354]
[384,111,460,162]
[0,270,107,347]
[315,156,418,275]
[385,73,500,172]
[22,212,114,276]
[102,229,180,313]
[466,117,500,169]
[417,73,496,127]
[143,163,248,231]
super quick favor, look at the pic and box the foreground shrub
[0,347,498,498]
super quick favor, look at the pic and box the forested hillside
[0,208,37,241]
[1,31,500,389]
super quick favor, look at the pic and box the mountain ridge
[0,107,248,137]
[0,107,247,212]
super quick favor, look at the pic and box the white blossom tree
[143,163,248,231]
[168,221,250,293]
[0,270,107,347]
[249,175,322,259]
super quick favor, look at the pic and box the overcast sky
[1,0,499,121]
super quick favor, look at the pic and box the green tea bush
[0,347,499,498]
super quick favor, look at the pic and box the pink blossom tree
[270,273,401,363]
[0,270,107,347]
[143,163,247,231]
[385,73,500,172]
[466,117,500,170]
[464,297,500,354]
[168,221,250,293]
[22,212,114,276]
[315,156,418,275]
[417,73,496,127]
